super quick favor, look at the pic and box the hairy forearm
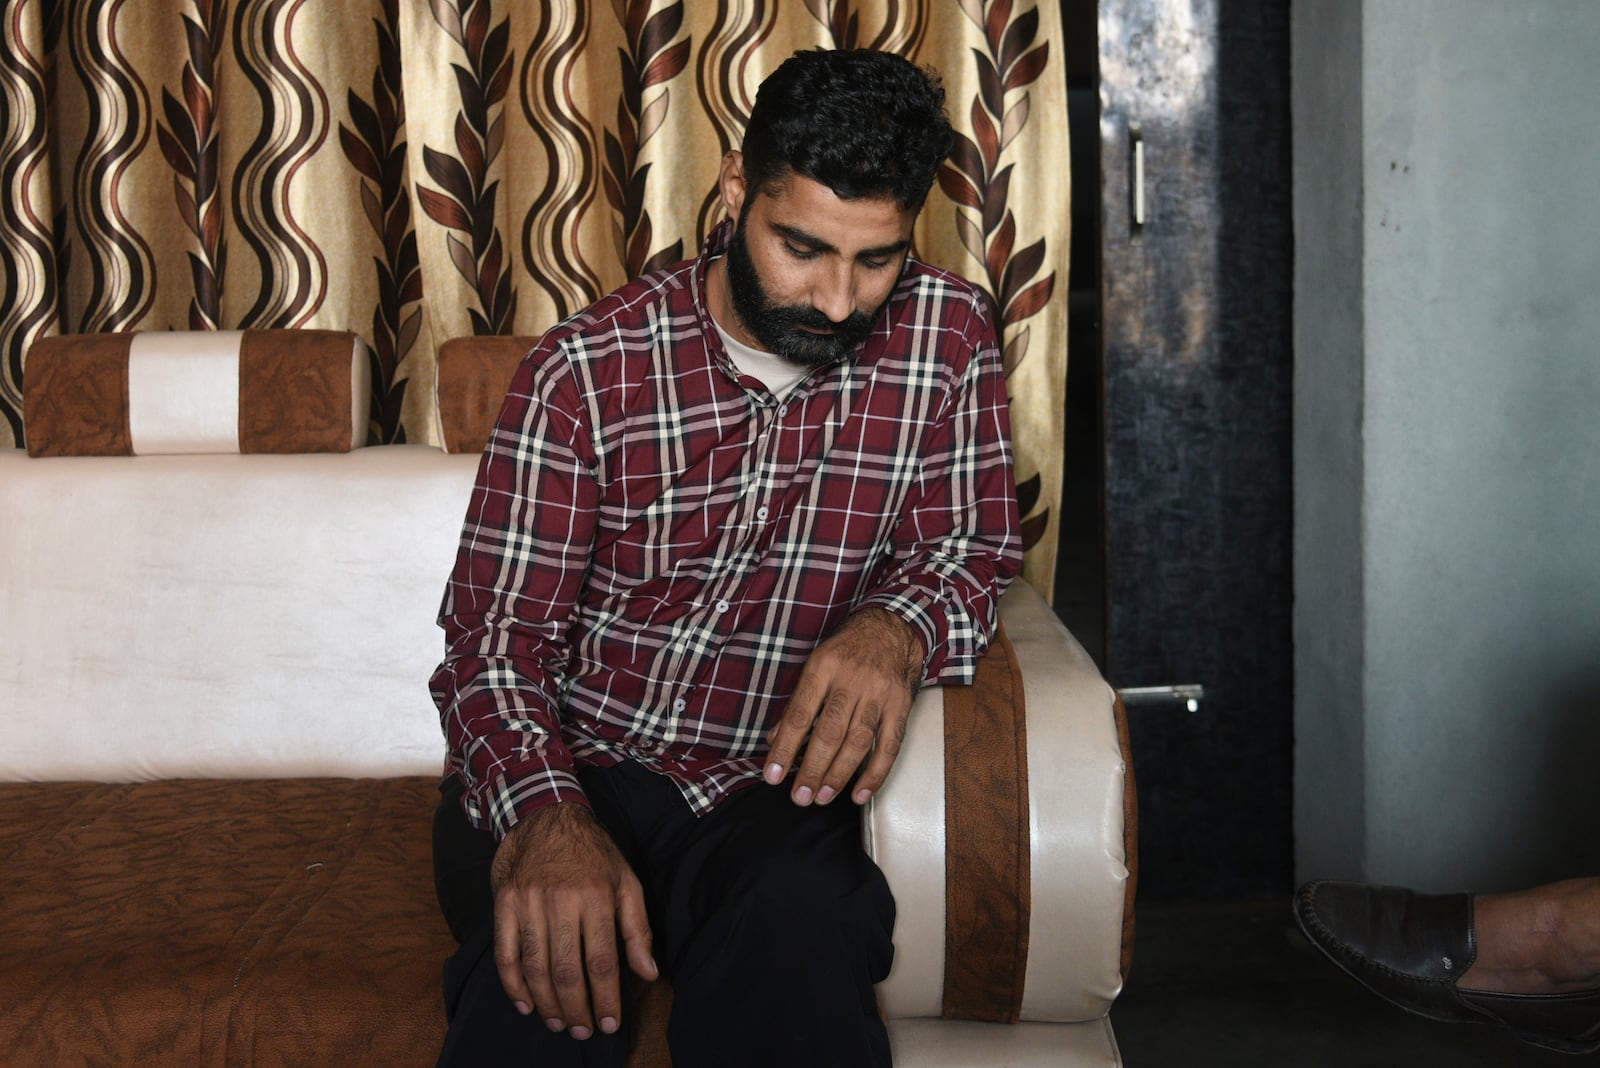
[834,606,926,691]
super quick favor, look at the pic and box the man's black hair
[740,48,954,211]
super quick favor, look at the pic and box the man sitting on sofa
[430,47,1020,1068]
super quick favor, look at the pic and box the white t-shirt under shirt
[713,317,810,399]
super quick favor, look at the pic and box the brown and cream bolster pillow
[23,330,370,457]
[434,335,534,456]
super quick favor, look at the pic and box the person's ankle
[1462,882,1600,994]
[1460,961,1597,995]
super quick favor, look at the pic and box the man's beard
[725,220,882,368]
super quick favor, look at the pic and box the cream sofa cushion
[0,446,475,780]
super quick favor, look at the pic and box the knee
[741,851,895,939]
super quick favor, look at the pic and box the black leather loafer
[1294,880,1600,1054]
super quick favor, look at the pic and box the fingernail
[513,1001,531,1015]
[816,785,835,805]
[544,1017,564,1032]
[765,762,784,783]
[854,788,873,805]
[600,1016,618,1034]
[794,785,813,805]
[570,1025,592,1041]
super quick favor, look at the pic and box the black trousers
[432,762,896,1067]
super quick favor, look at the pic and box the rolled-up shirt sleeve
[429,346,597,840]
[857,296,1023,685]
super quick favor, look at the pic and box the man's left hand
[763,607,925,807]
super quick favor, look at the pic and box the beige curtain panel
[0,0,1070,593]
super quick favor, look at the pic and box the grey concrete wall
[1291,0,1367,886]
[1295,0,1600,890]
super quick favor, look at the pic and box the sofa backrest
[0,444,479,782]
[3,328,489,782]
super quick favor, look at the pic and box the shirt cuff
[471,761,592,840]
[856,585,949,682]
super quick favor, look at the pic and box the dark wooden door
[1064,0,1294,900]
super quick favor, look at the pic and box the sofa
[0,329,1135,1066]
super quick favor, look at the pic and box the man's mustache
[773,305,873,335]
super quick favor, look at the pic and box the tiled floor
[1109,898,1595,1066]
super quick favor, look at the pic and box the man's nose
[811,261,855,325]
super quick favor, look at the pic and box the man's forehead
[750,173,914,249]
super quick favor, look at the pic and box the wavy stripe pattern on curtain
[0,0,1068,593]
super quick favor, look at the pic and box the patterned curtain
[1,0,1069,593]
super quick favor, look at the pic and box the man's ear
[718,152,747,222]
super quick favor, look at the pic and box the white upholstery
[0,441,1126,1067]
[864,585,1126,1068]
[890,1017,1122,1066]
[1010,584,1130,1022]
[0,446,475,780]
[870,581,1128,1040]
[128,331,244,453]
[868,681,950,1017]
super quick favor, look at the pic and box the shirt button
[778,403,789,416]
[715,599,730,613]
[672,698,687,713]
[756,506,769,521]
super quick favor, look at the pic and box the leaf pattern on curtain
[0,0,1070,593]
[937,0,1057,553]
[941,0,1054,369]
[339,0,419,443]
[419,0,517,336]
[605,0,689,278]
[807,0,929,53]
[156,0,228,330]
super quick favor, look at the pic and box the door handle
[1130,122,1146,229]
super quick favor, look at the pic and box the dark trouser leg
[644,777,897,1068]
[431,774,637,1068]
[431,774,495,946]
[432,766,896,1068]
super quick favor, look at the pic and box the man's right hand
[489,802,658,1040]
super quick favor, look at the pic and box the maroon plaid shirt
[432,222,1021,837]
